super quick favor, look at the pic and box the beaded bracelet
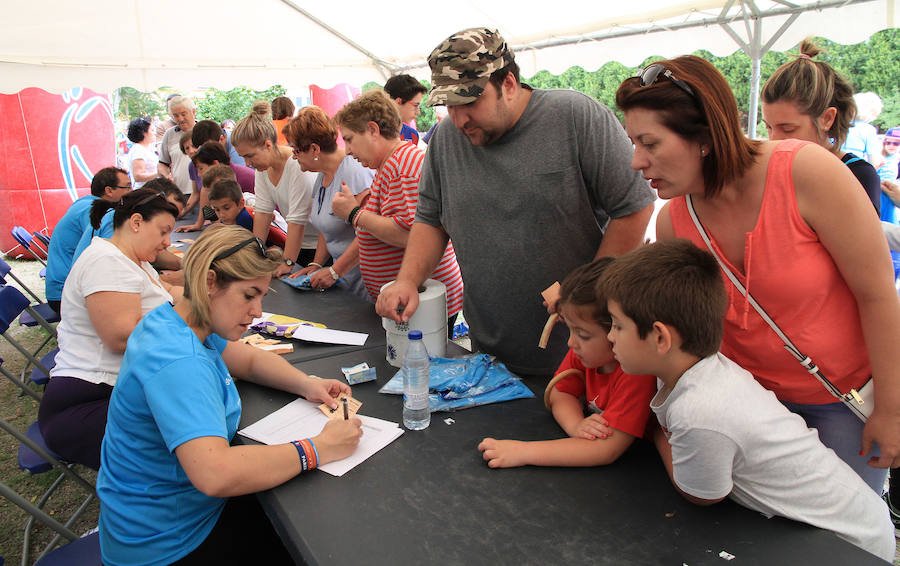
[291,438,319,471]
[347,206,361,225]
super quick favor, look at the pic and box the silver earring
[313,156,319,161]
[700,148,707,156]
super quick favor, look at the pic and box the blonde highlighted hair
[231,108,277,148]
[182,224,282,329]
[334,89,401,139]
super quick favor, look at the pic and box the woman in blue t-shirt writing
[97,224,362,566]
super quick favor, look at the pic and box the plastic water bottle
[402,330,431,430]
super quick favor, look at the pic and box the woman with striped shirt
[333,89,463,331]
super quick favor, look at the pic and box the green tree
[360,79,436,134]
[116,87,165,121]
[195,86,287,124]
[518,28,900,134]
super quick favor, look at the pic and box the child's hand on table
[477,438,528,468]
[574,414,612,440]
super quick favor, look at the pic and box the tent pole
[278,0,396,80]
[747,25,762,139]
[719,1,802,138]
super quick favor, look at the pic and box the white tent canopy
[2,0,898,94]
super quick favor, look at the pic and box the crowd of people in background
[36,25,900,565]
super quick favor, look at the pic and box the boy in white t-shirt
[599,239,895,562]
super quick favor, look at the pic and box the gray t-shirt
[417,88,654,375]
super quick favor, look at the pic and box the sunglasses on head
[212,237,268,263]
[636,63,698,102]
[132,191,165,208]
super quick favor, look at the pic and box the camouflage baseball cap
[426,27,513,107]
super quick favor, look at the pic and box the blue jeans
[783,400,887,494]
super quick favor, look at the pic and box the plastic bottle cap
[407,330,423,340]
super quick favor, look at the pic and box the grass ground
[0,258,99,565]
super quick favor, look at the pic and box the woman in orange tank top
[615,55,900,493]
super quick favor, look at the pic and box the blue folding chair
[0,414,96,565]
[10,227,47,266]
[0,257,44,304]
[0,258,61,329]
[0,285,56,385]
[32,231,50,249]
[34,531,100,565]
[32,233,51,280]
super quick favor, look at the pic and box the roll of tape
[381,279,447,367]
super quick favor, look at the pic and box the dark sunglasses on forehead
[132,191,165,207]
[212,236,268,263]
[636,63,697,101]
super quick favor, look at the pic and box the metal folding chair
[33,531,100,565]
[0,257,60,326]
[0,415,96,565]
[0,285,56,382]
[32,232,50,249]
[10,227,47,266]
[0,257,44,304]
[0,357,41,402]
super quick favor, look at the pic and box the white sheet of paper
[237,398,403,477]
[249,313,368,346]
[291,325,368,346]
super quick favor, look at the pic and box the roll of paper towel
[381,279,447,367]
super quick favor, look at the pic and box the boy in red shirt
[478,258,657,467]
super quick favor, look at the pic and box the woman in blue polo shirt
[97,224,363,565]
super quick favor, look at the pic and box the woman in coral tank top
[615,55,900,493]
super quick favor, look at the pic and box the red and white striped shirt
[357,142,463,316]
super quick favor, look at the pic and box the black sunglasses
[132,191,165,208]
[636,63,697,101]
[213,237,268,263]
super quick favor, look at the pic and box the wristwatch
[284,259,295,267]
[328,266,340,280]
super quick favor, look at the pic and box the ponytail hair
[231,107,277,148]
[89,187,179,230]
[762,39,856,150]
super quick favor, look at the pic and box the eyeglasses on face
[212,236,268,263]
[636,63,697,102]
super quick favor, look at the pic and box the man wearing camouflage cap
[377,27,654,376]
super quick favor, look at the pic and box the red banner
[0,87,114,258]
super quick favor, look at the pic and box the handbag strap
[684,195,847,401]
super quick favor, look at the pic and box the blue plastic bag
[379,354,534,412]
[280,274,316,291]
